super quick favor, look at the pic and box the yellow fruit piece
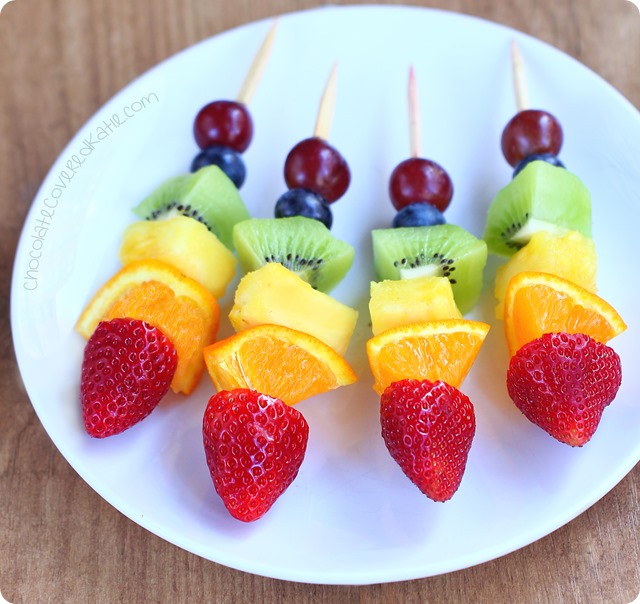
[75,259,220,394]
[119,216,237,298]
[366,320,490,395]
[229,263,358,355]
[369,276,462,336]
[494,230,597,318]
[203,324,357,405]
[503,271,626,356]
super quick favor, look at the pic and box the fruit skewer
[201,66,362,522]
[484,41,626,447]
[367,67,490,503]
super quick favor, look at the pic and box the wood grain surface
[1,1,639,602]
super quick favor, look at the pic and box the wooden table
[2,1,639,602]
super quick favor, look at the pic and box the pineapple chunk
[119,216,236,298]
[494,230,597,318]
[369,276,462,336]
[229,263,358,356]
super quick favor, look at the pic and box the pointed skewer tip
[236,18,279,106]
[510,39,529,112]
[408,65,421,158]
[314,64,339,140]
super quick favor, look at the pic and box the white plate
[11,5,640,585]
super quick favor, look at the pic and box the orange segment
[203,324,357,405]
[503,271,626,356]
[75,259,219,394]
[366,320,490,395]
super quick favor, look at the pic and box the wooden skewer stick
[511,40,530,112]
[314,63,338,140]
[236,19,278,106]
[408,65,422,158]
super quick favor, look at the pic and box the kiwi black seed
[233,216,354,293]
[133,165,249,250]
[372,224,488,314]
[483,160,591,257]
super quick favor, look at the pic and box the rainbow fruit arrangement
[202,64,360,520]
[485,43,626,447]
[73,35,626,521]
[365,68,489,502]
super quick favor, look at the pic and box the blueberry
[191,145,246,188]
[513,153,565,178]
[274,188,333,229]
[392,202,446,228]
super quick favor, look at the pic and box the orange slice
[203,324,357,405]
[503,271,626,356]
[366,320,490,395]
[75,259,219,394]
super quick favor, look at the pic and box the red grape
[284,137,350,203]
[193,100,253,152]
[501,109,563,167]
[389,158,453,212]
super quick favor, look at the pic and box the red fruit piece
[380,379,476,502]
[193,100,253,152]
[389,157,453,212]
[203,389,309,522]
[507,332,622,447]
[388,157,453,213]
[501,109,563,167]
[284,137,351,203]
[80,318,177,438]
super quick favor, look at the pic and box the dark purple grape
[389,158,453,212]
[284,137,350,203]
[274,188,332,229]
[191,145,246,188]
[193,100,253,152]
[392,202,446,228]
[501,110,563,167]
[512,153,565,178]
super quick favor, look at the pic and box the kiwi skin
[232,216,355,293]
[372,224,488,314]
[483,160,592,257]
[133,166,249,250]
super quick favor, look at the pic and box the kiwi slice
[233,216,355,293]
[483,160,591,257]
[133,165,250,250]
[372,224,488,314]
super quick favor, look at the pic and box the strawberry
[507,332,622,446]
[380,379,476,502]
[80,318,177,438]
[203,389,309,522]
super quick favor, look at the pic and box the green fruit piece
[233,216,355,293]
[372,224,488,315]
[133,165,250,250]
[483,161,592,257]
